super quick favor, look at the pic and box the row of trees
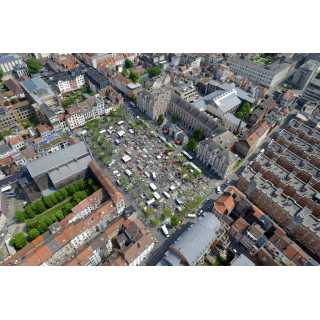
[15,178,98,222]
[11,182,98,250]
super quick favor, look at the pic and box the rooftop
[26,142,91,178]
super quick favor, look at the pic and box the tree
[235,102,252,121]
[15,210,26,222]
[144,207,155,219]
[62,203,73,216]
[150,218,161,227]
[34,200,46,214]
[26,58,43,74]
[124,59,134,69]
[161,208,172,221]
[147,66,161,78]
[186,138,198,152]
[157,114,165,126]
[170,215,180,227]
[0,69,3,81]
[42,195,55,208]
[10,232,27,250]
[192,128,204,142]
[28,228,40,241]
[25,206,36,219]
[59,188,69,199]
[37,219,48,233]
[129,70,140,83]
[171,113,178,124]
[121,68,129,77]
[55,210,64,221]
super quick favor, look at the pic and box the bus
[181,150,193,160]
[1,185,12,193]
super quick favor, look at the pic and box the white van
[161,225,169,238]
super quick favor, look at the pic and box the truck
[1,185,12,193]
[163,191,171,199]
[149,183,157,191]
[161,225,169,238]
[146,198,155,206]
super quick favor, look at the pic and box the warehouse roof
[157,212,221,266]
[27,142,90,178]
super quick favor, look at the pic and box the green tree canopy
[124,59,134,69]
[192,128,204,142]
[171,113,178,124]
[26,58,43,74]
[0,69,3,81]
[170,215,180,227]
[15,210,26,223]
[10,232,27,250]
[186,138,198,152]
[147,66,161,78]
[129,70,140,83]
[157,114,165,125]
[28,228,40,241]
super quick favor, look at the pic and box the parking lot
[82,103,221,243]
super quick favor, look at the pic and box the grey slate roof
[157,212,221,266]
[27,142,91,178]
[231,254,255,266]
[48,154,92,185]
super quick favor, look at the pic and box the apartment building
[234,121,271,158]
[0,55,23,74]
[6,135,25,151]
[103,217,155,266]
[3,161,125,266]
[0,100,35,131]
[301,77,320,103]
[21,77,57,105]
[32,132,70,157]
[137,87,172,120]
[228,57,293,88]
[53,68,85,94]
[196,130,238,179]
[85,68,109,92]
[65,95,106,129]
[289,59,319,91]
[213,186,318,266]
[173,82,199,103]
[109,73,142,98]
[237,116,320,261]
[37,103,66,132]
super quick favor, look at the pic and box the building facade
[137,87,172,120]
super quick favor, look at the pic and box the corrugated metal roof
[27,142,90,178]
[158,212,221,266]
